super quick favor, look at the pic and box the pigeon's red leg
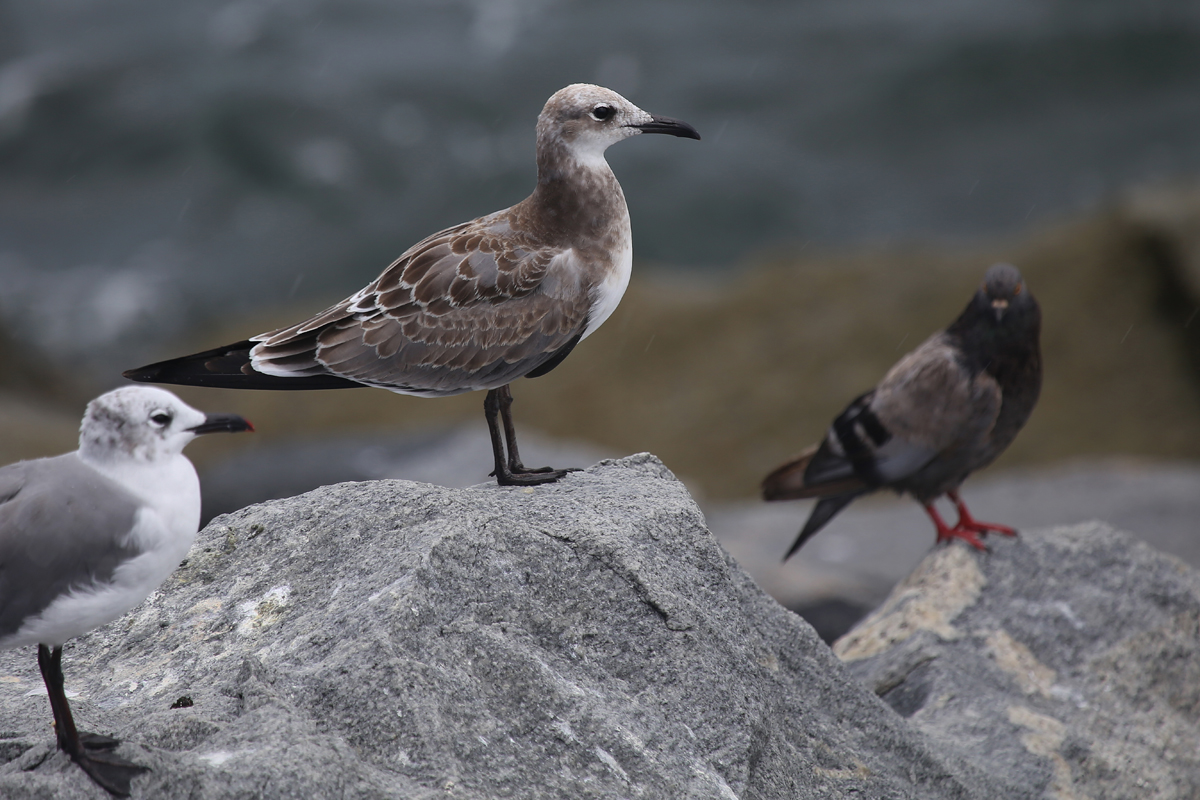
[923,502,987,551]
[948,490,1017,537]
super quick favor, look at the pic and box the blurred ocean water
[1,0,1199,366]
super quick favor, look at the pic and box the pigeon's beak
[629,115,701,140]
[991,298,1009,321]
[187,413,255,435]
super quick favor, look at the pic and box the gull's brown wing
[249,212,592,396]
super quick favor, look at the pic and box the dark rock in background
[836,522,1200,799]
[783,598,872,646]
[0,456,992,799]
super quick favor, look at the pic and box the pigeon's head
[537,84,699,170]
[79,386,253,464]
[958,262,1041,347]
[981,262,1036,319]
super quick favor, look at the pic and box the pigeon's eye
[1013,284,1022,295]
[150,411,173,427]
[591,104,614,121]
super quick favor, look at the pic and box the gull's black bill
[187,413,255,435]
[631,115,701,140]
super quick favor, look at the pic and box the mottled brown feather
[247,206,599,395]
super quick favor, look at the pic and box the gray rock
[0,454,989,799]
[710,459,1200,623]
[197,424,614,525]
[836,522,1200,800]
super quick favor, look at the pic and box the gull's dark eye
[150,411,173,427]
[591,104,614,121]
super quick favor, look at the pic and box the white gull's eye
[590,104,614,122]
[150,410,173,427]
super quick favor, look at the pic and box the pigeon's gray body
[764,263,1042,558]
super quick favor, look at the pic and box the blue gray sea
[1,0,1199,368]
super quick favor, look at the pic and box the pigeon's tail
[762,446,819,500]
[784,493,863,561]
[762,445,866,501]
[765,443,870,560]
[123,340,361,391]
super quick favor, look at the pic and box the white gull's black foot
[70,748,150,798]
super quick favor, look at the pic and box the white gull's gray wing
[249,212,595,396]
[0,454,142,643]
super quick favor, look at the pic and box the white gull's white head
[80,386,212,463]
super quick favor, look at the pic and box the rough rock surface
[0,455,988,799]
[712,459,1200,636]
[836,522,1200,800]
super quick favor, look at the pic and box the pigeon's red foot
[923,502,989,552]
[938,524,989,552]
[948,490,1018,538]
[958,518,1017,537]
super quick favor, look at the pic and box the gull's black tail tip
[123,340,258,388]
[123,340,360,391]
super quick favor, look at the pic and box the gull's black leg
[38,644,149,798]
[484,386,576,486]
[484,388,513,481]
[496,385,555,474]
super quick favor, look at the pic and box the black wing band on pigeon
[827,391,892,488]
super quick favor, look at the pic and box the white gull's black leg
[38,645,149,797]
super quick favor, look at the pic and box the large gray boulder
[837,522,1200,799]
[0,455,986,799]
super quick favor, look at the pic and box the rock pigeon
[762,263,1042,559]
[123,84,699,487]
[0,387,252,796]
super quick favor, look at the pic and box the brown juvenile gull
[762,263,1042,559]
[124,84,699,486]
[0,387,252,796]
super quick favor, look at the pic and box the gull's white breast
[582,239,632,341]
